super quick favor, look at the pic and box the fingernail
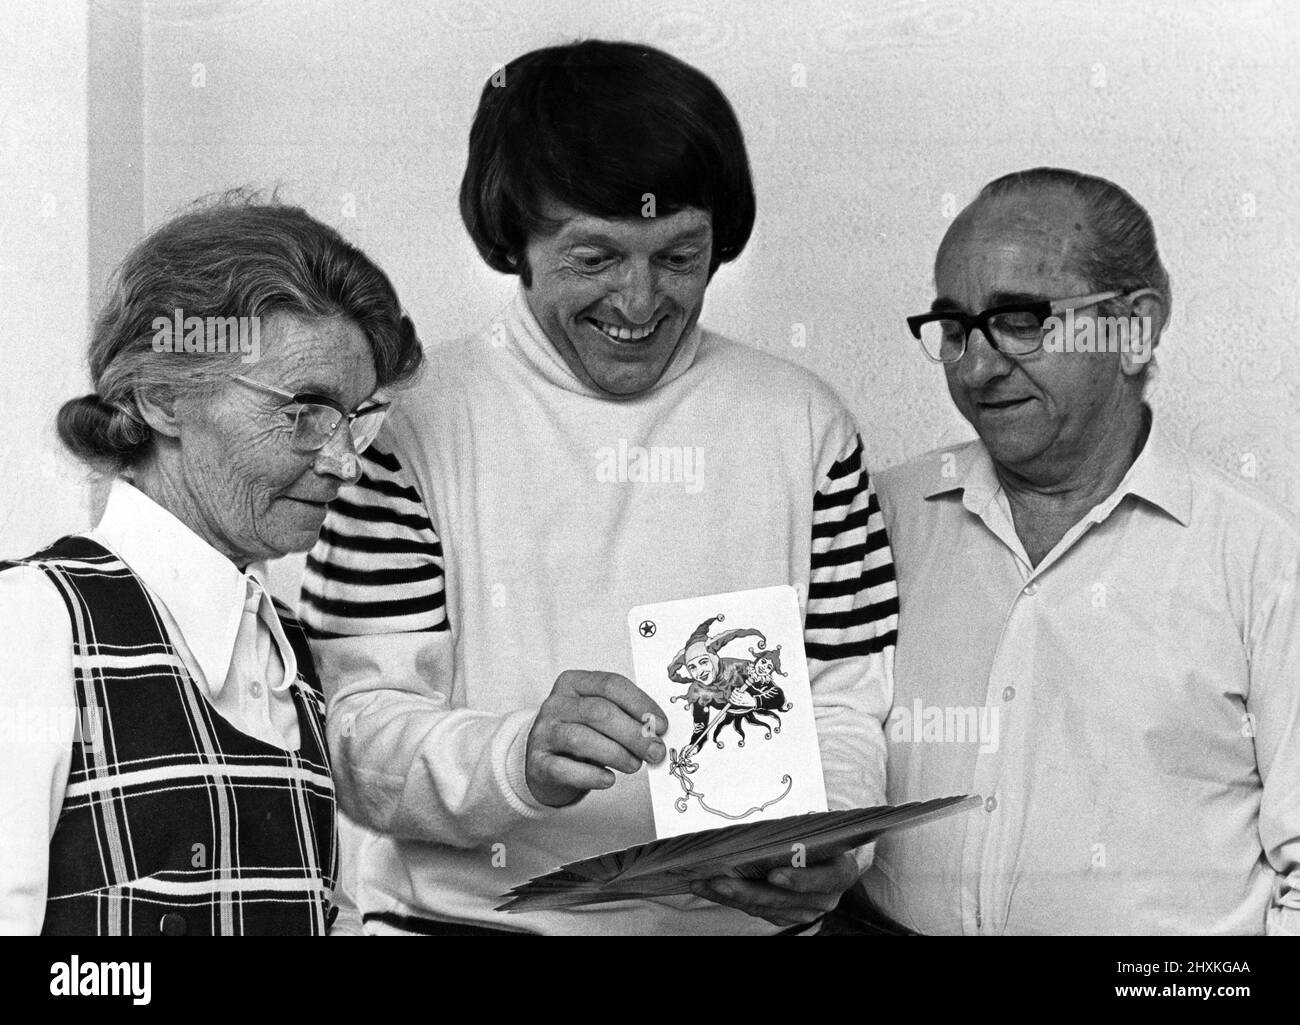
[648,742,665,761]
[714,881,736,898]
[772,872,791,888]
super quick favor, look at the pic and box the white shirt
[864,416,1300,935]
[0,479,360,934]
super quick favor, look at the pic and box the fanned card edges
[496,794,981,913]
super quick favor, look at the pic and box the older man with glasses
[857,167,1300,935]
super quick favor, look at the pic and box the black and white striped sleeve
[805,434,899,663]
[804,431,898,825]
[300,445,448,640]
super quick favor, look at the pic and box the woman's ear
[134,386,183,440]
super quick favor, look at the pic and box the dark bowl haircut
[460,39,757,285]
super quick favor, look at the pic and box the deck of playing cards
[495,796,982,912]
[496,585,980,915]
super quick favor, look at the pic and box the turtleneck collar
[503,285,706,400]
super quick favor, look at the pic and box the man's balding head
[943,168,1171,320]
[931,169,1170,486]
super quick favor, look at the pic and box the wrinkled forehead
[257,311,378,402]
[935,189,1093,301]
[536,197,713,249]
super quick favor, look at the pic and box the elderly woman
[0,197,422,935]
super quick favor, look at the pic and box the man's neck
[996,404,1150,567]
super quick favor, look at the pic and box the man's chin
[588,361,673,396]
[980,432,1053,474]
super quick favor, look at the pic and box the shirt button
[1002,686,1016,702]
[984,796,998,813]
[249,680,264,699]
[1023,582,1039,596]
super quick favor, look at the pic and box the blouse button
[159,912,188,936]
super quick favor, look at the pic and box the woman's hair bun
[56,393,152,470]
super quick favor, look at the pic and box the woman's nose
[314,422,362,484]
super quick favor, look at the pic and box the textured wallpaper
[3,0,1297,558]
[136,0,1300,499]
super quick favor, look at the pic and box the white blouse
[0,479,357,934]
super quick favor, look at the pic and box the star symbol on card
[638,620,656,637]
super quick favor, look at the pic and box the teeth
[593,317,660,341]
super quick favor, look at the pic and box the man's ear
[1120,289,1168,377]
[135,386,183,440]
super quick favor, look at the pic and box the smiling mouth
[978,397,1033,412]
[586,315,666,342]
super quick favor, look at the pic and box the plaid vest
[2,536,339,935]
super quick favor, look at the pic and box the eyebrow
[931,291,1048,313]
[564,225,712,249]
[284,382,345,403]
[283,382,385,412]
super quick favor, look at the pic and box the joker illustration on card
[629,586,828,837]
[666,613,796,818]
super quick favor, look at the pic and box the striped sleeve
[805,434,899,662]
[300,445,448,640]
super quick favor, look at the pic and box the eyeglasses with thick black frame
[232,375,390,453]
[906,290,1127,363]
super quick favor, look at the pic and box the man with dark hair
[460,40,756,286]
[862,167,1300,934]
[300,40,898,935]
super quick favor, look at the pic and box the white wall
[5,0,1298,562]
[0,1,94,552]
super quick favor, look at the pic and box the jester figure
[725,644,795,746]
[668,615,790,750]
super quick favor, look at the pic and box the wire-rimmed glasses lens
[291,402,387,453]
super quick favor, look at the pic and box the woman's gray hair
[58,189,423,473]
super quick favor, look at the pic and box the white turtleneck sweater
[301,288,898,935]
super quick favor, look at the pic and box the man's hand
[690,850,861,928]
[525,670,668,808]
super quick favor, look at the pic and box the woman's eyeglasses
[232,375,390,453]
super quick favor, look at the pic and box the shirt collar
[923,407,1192,527]
[94,478,296,694]
[506,285,705,397]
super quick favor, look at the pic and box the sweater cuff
[501,709,553,816]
